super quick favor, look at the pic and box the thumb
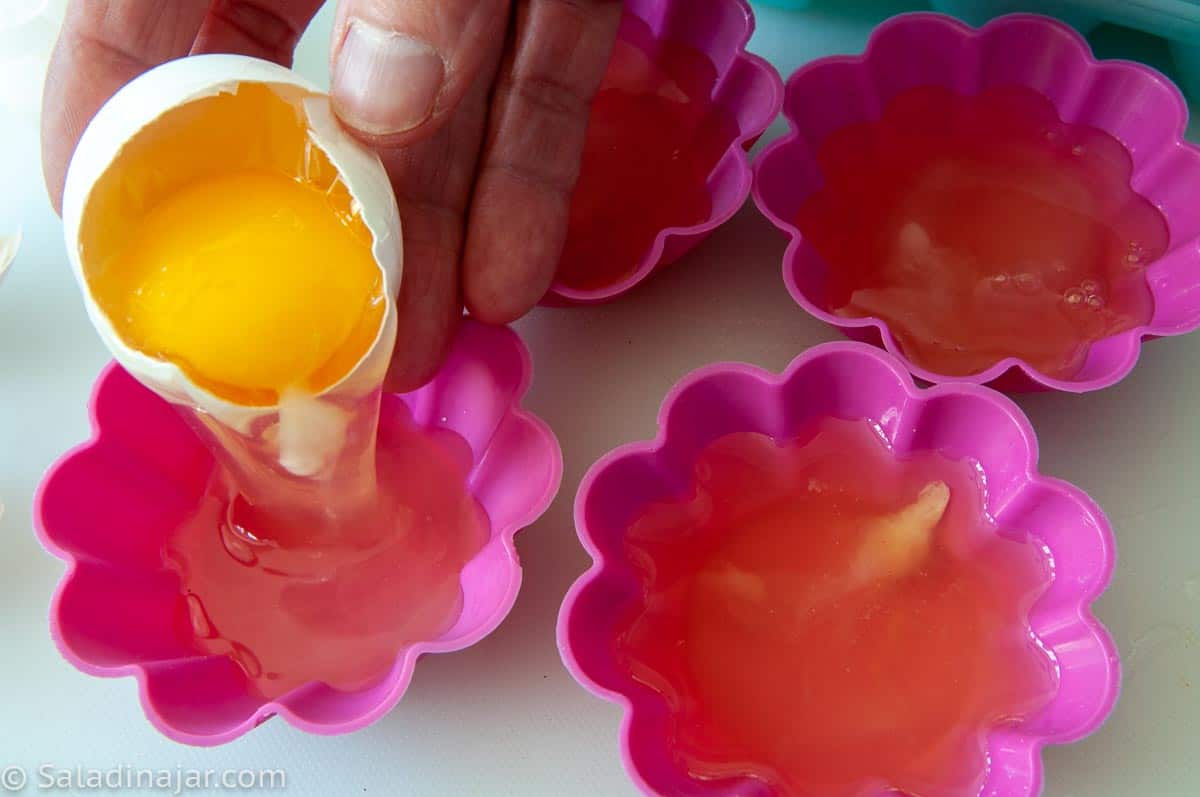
[330,0,510,145]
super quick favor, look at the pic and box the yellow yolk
[92,170,383,406]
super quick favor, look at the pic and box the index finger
[41,0,211,212]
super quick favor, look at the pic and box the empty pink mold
[559,341,1119,796]
[752,12,1200,392]
[34,320,562,745]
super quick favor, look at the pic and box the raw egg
[61,55,402,479]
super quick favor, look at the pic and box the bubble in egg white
[1014,272,1040,295]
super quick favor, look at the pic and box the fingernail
[332,20,445,136]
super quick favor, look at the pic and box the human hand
[42,0,621,389]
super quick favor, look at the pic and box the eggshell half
[61,54,402,434]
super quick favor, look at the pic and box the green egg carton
[751,0,1200,97]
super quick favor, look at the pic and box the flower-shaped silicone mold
[35,320,562,745]
[547,0,783,304]
[558,341,1119,796]
[753,12,1200,392]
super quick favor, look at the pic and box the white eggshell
[61,54,402,434]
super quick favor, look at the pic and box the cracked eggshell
[60,54,402,433]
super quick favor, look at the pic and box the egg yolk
[93,171,383,406]
[80,82,386,407]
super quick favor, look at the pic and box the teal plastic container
[751,0,1200,96]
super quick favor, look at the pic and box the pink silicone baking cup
[34,321,562,746]
[558,341,1119,796]
[752,12,1200,392]
[546,0,783,304]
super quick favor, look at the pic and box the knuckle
[500,71,591,122]
[488,156,577,198]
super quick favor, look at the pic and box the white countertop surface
[2,2,1198,795]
